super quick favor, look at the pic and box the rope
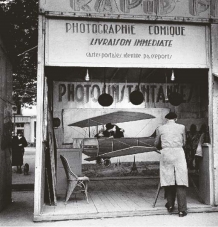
[135,119,153,137]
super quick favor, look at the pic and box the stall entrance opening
[37,67,212,220]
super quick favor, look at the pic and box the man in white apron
[154,112,188,217]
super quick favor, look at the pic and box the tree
[0,0,38,111]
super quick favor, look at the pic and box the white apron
[160,147,188,186]
[155,120,189,187]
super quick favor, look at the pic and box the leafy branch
[0,0,38,107]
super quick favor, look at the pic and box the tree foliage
[0,0,38,109]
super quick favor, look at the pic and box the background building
[12,106,37,146]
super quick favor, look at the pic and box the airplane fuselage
[82,137,156,160]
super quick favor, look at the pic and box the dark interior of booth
[46,67,208,84]
[44,66,209,205]
[46,66,209,144]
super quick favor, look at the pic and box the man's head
[17,132,23,137]
[165,112,177,120]
[106,123,115,131]
[190,124,197,133]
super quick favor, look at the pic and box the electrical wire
[17,45,37,57]
[0,96,14,105]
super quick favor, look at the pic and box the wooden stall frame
[206,24,215,206]
[208,68,215,206]
[34,9,217,222]
[34,14,46,217]
[211,23,218,206]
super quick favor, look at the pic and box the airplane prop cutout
[68,111,158,166]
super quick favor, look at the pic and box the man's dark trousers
[165,185,187,212]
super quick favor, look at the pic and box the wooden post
[45,168,52,206]
[211,24,218,206]
[152,182,161,208]
[34,15,46,217]
[47,108,57,205]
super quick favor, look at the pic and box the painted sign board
[39,0,218,22]
[54,82,196,109]
[15,116,31,123]
[45,19,208,68]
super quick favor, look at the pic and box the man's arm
[182,126,186,147]
[154,127,161,149]
[23,137,28,147]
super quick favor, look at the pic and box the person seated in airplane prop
[95,123,124,138]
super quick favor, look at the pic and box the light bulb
[85,69,90,81]
[171,70,175,81]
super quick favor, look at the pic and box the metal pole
[88,119,90,137]
[13,114,15,133]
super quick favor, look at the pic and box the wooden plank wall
[0,35,13,211]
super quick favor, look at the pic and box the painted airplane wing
[84,146,157,161]
[68,111,155,127]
